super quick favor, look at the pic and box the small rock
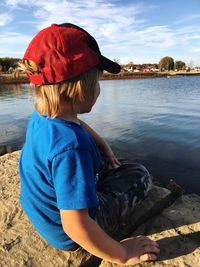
[3,236,21,252]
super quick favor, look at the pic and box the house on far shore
[194,67,200,71]
[151,68,159,72]
[123,66,134,72]
[143,68,151,72]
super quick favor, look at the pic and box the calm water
[0,76,200,194]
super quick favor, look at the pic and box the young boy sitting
[19,23,160,265]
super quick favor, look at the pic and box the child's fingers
[111,160,121,168]
[115,158,121,166]
[112,157,121,166]
[112,163,120,168]
[107,155,121,168]
[140,253,158,262]
[140,243,160,255]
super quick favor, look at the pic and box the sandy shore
[0,151,200,267]
[0,151,83,267]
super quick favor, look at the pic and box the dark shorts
[95,160,152,237]
[68,160,152,253]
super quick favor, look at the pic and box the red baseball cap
[23,23,121,85]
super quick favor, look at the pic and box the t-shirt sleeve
[51,149,99,210]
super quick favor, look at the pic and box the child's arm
[79,119,120,168]
[60,209,160,265]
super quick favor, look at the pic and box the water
[0,76,200,194]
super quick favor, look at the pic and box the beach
[0,151,200,266]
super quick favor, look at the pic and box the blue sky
[1,0,200,66]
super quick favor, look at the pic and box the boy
[19,23,160,265]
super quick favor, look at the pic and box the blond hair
[18,60,102,117]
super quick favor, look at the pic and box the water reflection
[0,83,34,149]
[0,83,34,99]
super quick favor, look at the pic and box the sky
[1,0,200,66]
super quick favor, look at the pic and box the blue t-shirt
[19,112,101,250]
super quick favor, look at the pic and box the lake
[0,76,200,194]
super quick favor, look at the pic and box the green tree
[0,57,20,72]
[159,56,174,71]
[175,61,186,71]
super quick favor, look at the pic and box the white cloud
[182,34,200,41]
[176,24,200,35]
[0,31,32,57]
[0,12,12,26]
[190,47,200,53]
[175,14,200,24]
[3,0,175,52]
[0,32,31,44]
[5,0,145,33]
[128,26,176,49]
[1,0,200,65]
[32,0,146,41]
[5,0,30,7]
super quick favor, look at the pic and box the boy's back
[19,111,101,249]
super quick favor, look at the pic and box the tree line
[0,56,193,74]
[115,56,189,72]
[0,57,21,73]
[158,56,186,71]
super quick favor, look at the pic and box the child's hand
[120,236,160,265]
[106,151,121,168]
[103,147,121,168]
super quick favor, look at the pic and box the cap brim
[98,55,121,74]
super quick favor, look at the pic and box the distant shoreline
[101,70,200,80]
[0,74,29,84]
[1,71,200,84]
